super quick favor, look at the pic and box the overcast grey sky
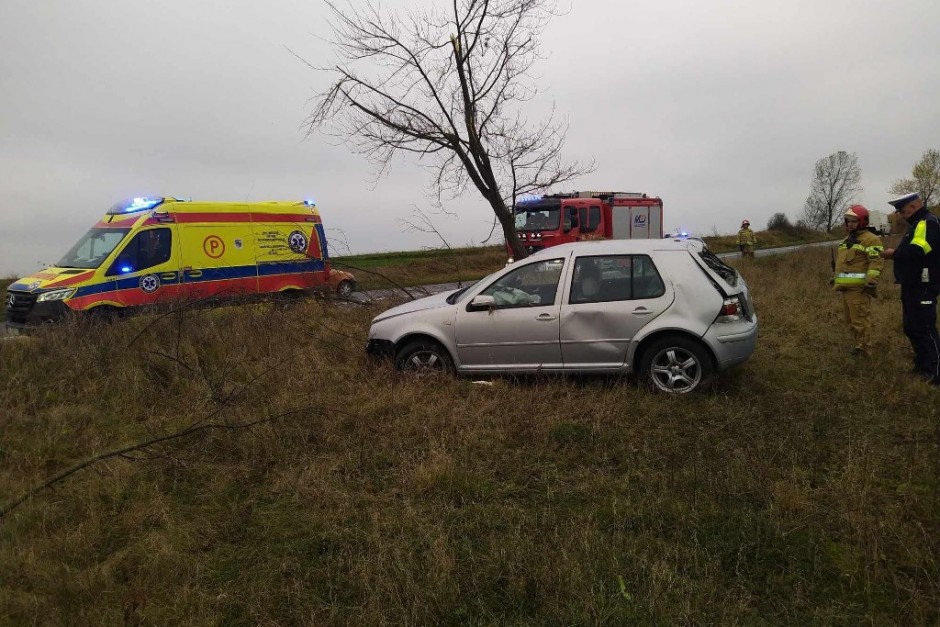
[2,0,938,277]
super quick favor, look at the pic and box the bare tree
[801,151,863,233]
[303,0,593,260]
[890,149,940,208]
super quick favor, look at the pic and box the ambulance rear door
[252,216,327,293]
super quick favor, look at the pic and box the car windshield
[514,206,561,231]
[56,227,130,269]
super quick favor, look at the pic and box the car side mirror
[468,294,496,310]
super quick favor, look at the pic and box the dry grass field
[1,244,938,625]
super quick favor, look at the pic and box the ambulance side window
[106,228,173,276]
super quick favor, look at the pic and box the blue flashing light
[108,196,165,215]
[120,266,133,273]
[680,231,689,237]
[303,199,316,207]
[516,194,541,205]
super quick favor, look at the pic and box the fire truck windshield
[514,206,561,231]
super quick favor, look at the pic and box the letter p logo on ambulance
[203,235,226,259]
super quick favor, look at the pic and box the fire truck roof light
[304,199,316,207]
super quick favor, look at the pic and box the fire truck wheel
[395,340,455,377]
[639,335,714,394]
[336,280,354,297]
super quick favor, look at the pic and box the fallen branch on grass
[0,404,354,520]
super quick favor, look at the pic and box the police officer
[833,205,884,356]
[882,192,940,386]
[737,220,757,259]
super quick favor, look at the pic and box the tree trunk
[488,195,527,260]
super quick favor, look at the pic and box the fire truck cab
[513,191,663,254]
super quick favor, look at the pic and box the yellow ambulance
[5,197,331,325]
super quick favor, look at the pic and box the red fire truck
[512,191,663,254]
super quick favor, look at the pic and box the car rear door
[560,254,674,369]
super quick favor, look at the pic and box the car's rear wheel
[395,340,455,377]
[336,280,354,297]
[640,335,714,394]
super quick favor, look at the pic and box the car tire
[639,335,714,394]
[395,340,455,377]
[336,280,354,297]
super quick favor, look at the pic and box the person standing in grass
[833,205,884,357]
[881,192,940,386]
[737,220,757,259]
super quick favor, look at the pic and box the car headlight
[36,288,76,302]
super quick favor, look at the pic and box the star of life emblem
[139,274,161,294]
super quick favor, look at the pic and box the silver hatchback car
[366,239,757,393]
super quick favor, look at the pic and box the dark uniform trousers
[900,284,940,380]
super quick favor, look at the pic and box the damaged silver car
[366,239,757,393]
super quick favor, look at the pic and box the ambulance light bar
[107,197,165,215]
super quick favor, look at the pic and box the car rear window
[570,255,665,303]
[697,248,738,287]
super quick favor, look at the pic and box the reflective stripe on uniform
[835,272,867,285]
[911,220,932,254]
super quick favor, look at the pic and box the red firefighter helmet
[845,204,870,228]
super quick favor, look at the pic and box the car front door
[454,258,565,371]
[560,254,674,369]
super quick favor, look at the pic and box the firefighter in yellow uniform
[737,220,757,259]
[833,205,884,356]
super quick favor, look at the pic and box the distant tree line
[789,148,940,235]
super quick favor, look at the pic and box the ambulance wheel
[273,289,304,309]
[395,340,455,377]
[86,305,121,324]
[639,335,714,394]
[336,280,354,297]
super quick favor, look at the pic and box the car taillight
[715,296,743,323]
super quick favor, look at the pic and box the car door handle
[536,313,557,321]
[632,307,654,315]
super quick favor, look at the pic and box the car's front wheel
[395,340,455,377]
[336,280,354,297]
[640,335,714,393]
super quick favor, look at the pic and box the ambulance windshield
[57,227,130,269]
